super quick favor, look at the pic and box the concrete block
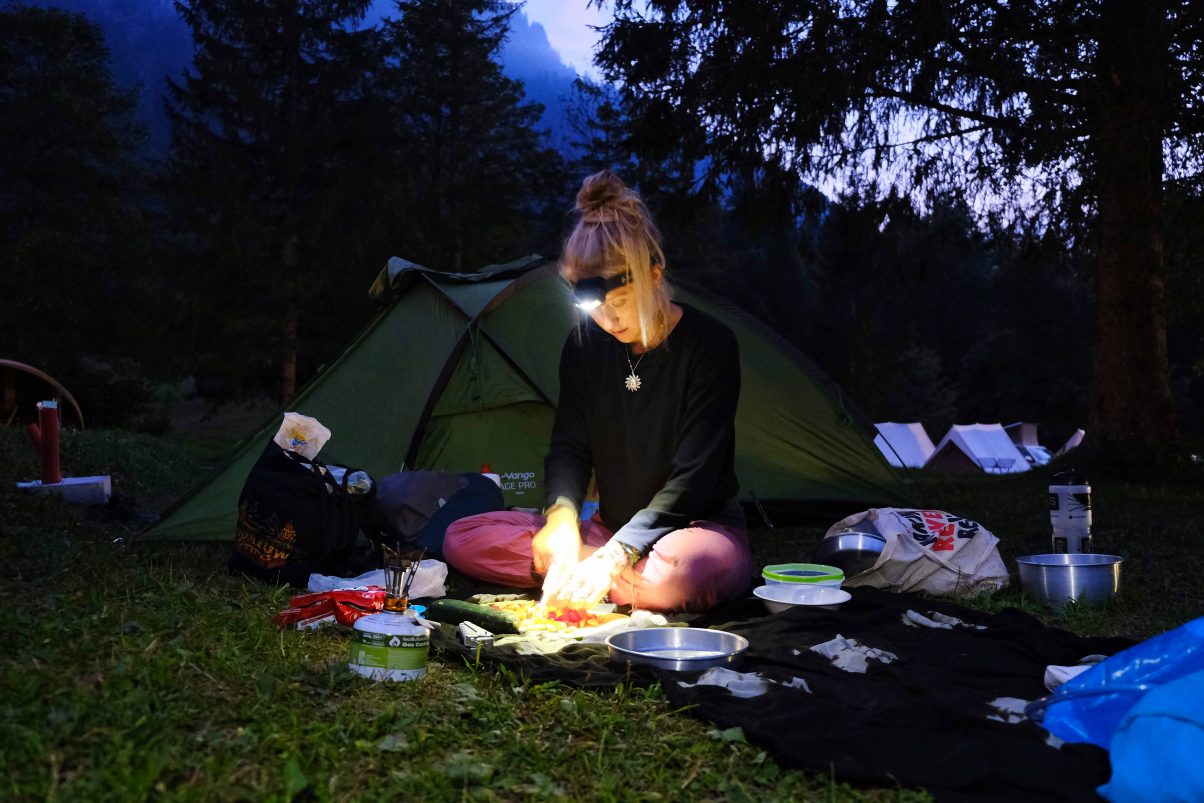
[16,475,112,506]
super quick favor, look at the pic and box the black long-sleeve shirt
[543,303,745,555]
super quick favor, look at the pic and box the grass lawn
[2,428,1201,801]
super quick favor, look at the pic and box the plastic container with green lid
[761,563,844,588]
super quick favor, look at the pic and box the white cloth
[577,609,670,643]
[679,668,770,698]
[677,667,813,698]
[489,610,671,654]
[902,610,988,631]
[824,508,1009,597]
[987,697,1030,724]
[806,634,898,674]
[1043,654,1109,691]
[306,559,449,599]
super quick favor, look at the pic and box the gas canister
[348,609,429,682]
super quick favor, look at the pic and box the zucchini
[425,598,520,635]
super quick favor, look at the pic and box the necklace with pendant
[624,347,647,392]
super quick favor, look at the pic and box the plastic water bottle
[346,470,373,494]
[579,499,600,522]
[1050,468,1092,553]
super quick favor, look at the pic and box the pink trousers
[443,510,753,613]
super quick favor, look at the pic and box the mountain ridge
[14,0,587,158]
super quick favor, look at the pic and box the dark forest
[2,0,1202,464]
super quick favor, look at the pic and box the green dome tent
[143,255,907,541]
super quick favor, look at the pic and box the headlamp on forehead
[570,273,630,311]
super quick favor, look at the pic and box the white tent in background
[926,423,1031,474]
[1004,421,1041,446]
[1057,428,1086,457]
[874,422,936,468]
[1005,421,1053,466]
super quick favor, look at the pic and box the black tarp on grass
[431,588,1133,802]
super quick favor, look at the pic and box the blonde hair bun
[562,169,672,350]
[576,169,640,220]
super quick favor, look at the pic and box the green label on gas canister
[350,631,428,670]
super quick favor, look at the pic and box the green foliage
[0,493,924,799]
[564,78,637,179]
[1163,186,1204,445]
[600,0,1203,462]
[164,0,387,399]
[378,0,568,273]
[0,426,219,499]
[798,190,1095,436]
[0,6,160,424]
[3,430,1202,800]
[602,1,1202,203]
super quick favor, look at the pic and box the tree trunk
[281,316,297,404]
[1089,0,1178,466]
[280,232,299,404]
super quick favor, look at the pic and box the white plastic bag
[823,508,1009,597]
[273,412,331,461]
[306,559,449,599]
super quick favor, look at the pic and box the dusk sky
[517,0,612,79]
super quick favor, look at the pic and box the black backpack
[227,442,377,587]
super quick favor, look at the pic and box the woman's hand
[532,504,581,577]
[543,540,628,608]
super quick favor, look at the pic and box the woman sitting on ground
[443,169,752,612]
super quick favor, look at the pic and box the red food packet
[273,598,335,629]
[273,588,387,630]
[297,608,337,630]
[333,601,378,627]
[288,587,385,610]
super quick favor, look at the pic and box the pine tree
[165,0,387,402]
[563,78,636,177]
[379,0,564,272]
[0,7,151,419]
[600,0,1204,466]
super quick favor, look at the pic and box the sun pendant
[625,372,642,392]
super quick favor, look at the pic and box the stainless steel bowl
[1016,553,1123,608]
[812,531,887,576]
[605,627,749,671]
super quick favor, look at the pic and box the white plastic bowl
[753,584,852,613]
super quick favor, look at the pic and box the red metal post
[37,401,62,484]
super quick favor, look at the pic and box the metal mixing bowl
[811,531,887,576]
[605,627,748,671]
[1016,553,1123,607]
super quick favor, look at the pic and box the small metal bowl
[1016,553,1123,608]
[605,627,749,672]
[753,584,851,613]
[811,531,887,576]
